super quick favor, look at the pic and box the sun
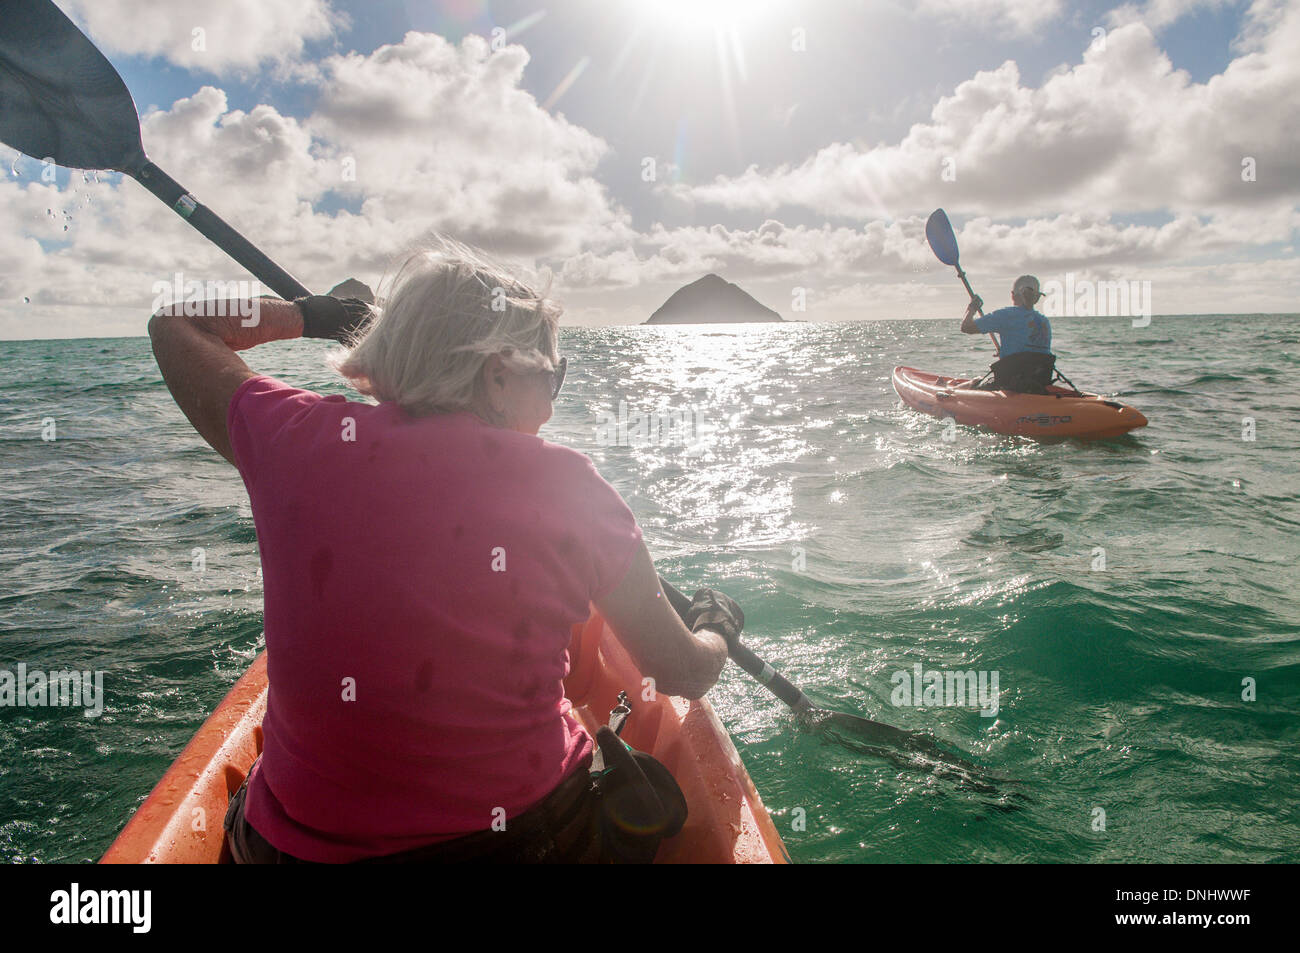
[638,0,780,32]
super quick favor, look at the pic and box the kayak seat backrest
[990,352,1056,394]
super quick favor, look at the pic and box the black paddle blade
[925,208,961,266]
[817,710,984,770]
[808,708,1028,802]
[0,0,146,173]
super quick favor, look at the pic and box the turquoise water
[2,315,1298,863]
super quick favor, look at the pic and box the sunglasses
[549,356,567,400]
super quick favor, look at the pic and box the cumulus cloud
[672,9,1300,219]
[59,0,341,74]
[914,0,1065,35]
[0,30,631,337]
[141,88,323,214]
[1108,0,1238,31]
[549,209,1300,322]
[305,32,628,256]
[555,210,1299,289]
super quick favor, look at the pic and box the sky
[1,0,1297,338]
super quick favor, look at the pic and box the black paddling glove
[685,588,745,646]
[295,295,373,342]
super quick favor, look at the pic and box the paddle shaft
[953,265,1000,356]
[927,210,1000,356]
[134,162,311,301]
[728,641,814,713]
[658,576,814,713]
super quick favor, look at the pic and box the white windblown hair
[329,238,562,416]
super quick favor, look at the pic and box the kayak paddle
[0,0,310,300]
[926,208,999,356]
[659,576,1022,798]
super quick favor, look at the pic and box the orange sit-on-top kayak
[892,366,1148,439]
[101,611,790,864]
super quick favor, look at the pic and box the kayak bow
[101,611,790,864]
[892,366,1148,440]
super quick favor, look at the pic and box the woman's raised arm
[148,298,302,464]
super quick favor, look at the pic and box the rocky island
[644,274,784,324]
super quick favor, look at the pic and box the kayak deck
[100,612,789,864]
[892,365,1147,439]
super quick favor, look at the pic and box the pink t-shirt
[226,375,641,862]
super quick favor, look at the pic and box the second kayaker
[148,238,744,863]
[960,275,1055,393]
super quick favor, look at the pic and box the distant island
[327,277,374,304]
[644,274,784,324]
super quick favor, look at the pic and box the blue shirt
[974,307,1052,356]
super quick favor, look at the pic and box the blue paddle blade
[926,208,961,267]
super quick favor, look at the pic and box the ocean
[2,313,1298,863]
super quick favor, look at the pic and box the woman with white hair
[148,240,741,863]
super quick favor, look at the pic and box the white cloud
[0,30,634,337]
[305,32,629,257]
[1234,0,1293,50]
[554,211,1299,290]
[550,211,1300,323]
[914,0,1064,35]
[1108,0,1237,31]
[141,88,323,215]
[59,0,341,74]
[671,11,1300,219]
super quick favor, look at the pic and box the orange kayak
[101,611,790,864]
[893,366,1148,439]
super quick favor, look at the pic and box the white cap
[1013,275,1041,301]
